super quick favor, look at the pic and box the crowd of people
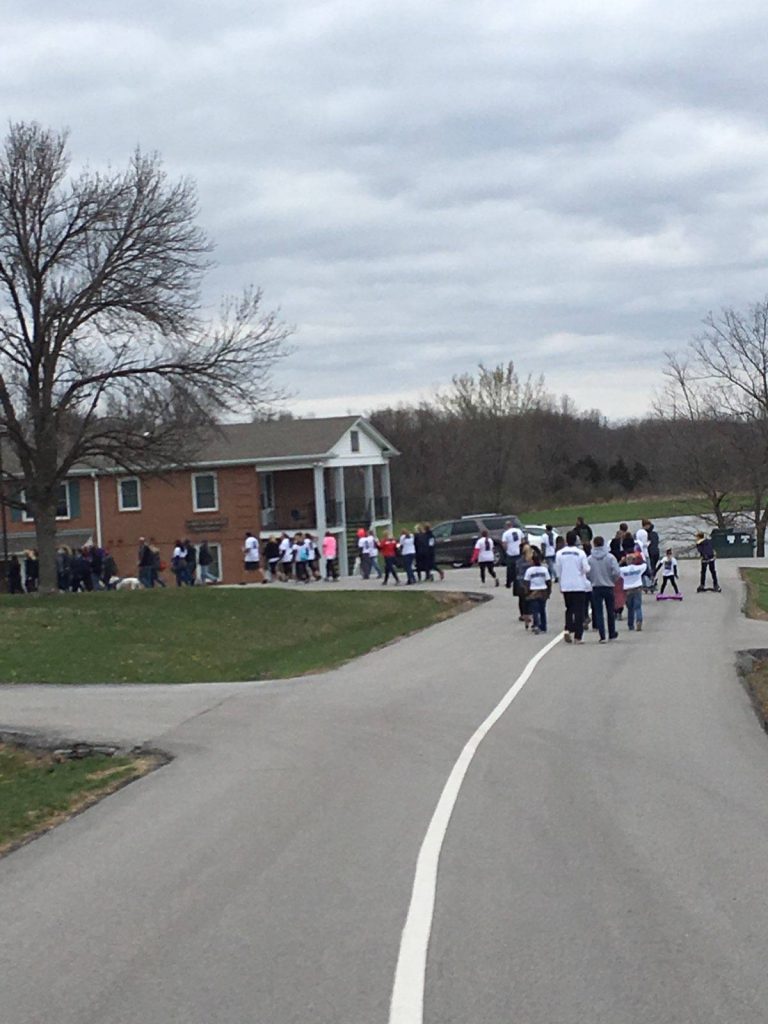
[3,515,724,606]
[485,516,721,644]
[238,525,446,586]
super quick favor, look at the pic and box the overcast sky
[3,0,768,420]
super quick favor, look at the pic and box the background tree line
[369,341,768,553]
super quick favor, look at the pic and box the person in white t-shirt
[501,521,525,589]
[542,525,558,581]
[398,531,417,584]
[658,548,680,595]
[524,552,551,633]
[472,530,499,587]
[242,531,260,583]
[619,553,646,630]
[278,533,293,580]
[555,530,590,643]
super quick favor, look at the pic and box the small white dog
[115,576,143,591]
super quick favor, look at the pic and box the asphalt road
[2,560,768,1023]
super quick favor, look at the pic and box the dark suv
[430,513,524,567]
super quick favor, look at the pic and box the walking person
[380,533,400,584]
[501,520,525,589]
[242,531,260,583]
[588,536,620,642]
[515,543,535,627]
[542,525,558,581]
[575,516,593,545]
[367,530,383,579]
[138,538,155,589]
[647,520,661,582]
[399,529,417,584]
[262,536,281,582]
[658,548,680,595]
[524,550,551,633]
[620,523,635,559]
[423,522,445,581]
[472,529,499,586]
[198,540,216,584]
[184,539,198,585]
[322,530,338,580]
[695,532,721,592]
[555,530,590,644]
[619,552,647,630]
[171,539,188,586]
[279,532,294,581]
[358,531,374,580]
[8,555,23,594]
[24,549,39,593]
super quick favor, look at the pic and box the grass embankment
[0,744,156,855]
[738,569,768,734]
[0,587,465,684]
[741,568,768,620]
[398,495,750,534]
[520,495,750,528]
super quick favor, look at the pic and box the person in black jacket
[414,525,431,582]
[198,540,215,585]
[184,538,197,585]
[695,532,721,591]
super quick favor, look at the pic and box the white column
[92,473,103,548]
[313,464,327,543]
[334,466,348,577]
[363,464,375,523]
[381,460,393,529]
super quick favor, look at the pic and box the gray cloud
[3,1,768,419]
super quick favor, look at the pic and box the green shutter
[68,479,81,519]
[10,494,21,523]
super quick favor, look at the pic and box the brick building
[2,416,398,583]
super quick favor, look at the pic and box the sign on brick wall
[185,517,229,533]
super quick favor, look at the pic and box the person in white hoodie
[555,530,591,644]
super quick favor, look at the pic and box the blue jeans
[529,596,547,631]
[139,566,154,589]
[625,589,643,629]
[591,585,617,640]
[403,553,416,583]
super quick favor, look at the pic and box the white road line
[388,632,563,1024]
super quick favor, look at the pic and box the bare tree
[0,122,291,589]
[436,362,551,510]
[660,301,768,553]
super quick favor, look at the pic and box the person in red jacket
[379,534,400,585]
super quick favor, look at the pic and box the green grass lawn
[0,744,154,854]
[519,495,751,527]
[742,568,768,618]
[397,495,750,535]
[0,587,466,684]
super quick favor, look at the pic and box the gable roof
[191,415,397,465]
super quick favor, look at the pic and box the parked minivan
[430,513,525,567]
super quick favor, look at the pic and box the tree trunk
[35,504,59,593]
[755,504,767,559]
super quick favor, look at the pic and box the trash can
[710,528,756,558]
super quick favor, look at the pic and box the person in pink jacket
[322,530,339,581]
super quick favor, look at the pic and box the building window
[192,472,218,512]
[118,477,141,511]
[21,483,71,521]
[260,471,274,512]
[350,430,360,452]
